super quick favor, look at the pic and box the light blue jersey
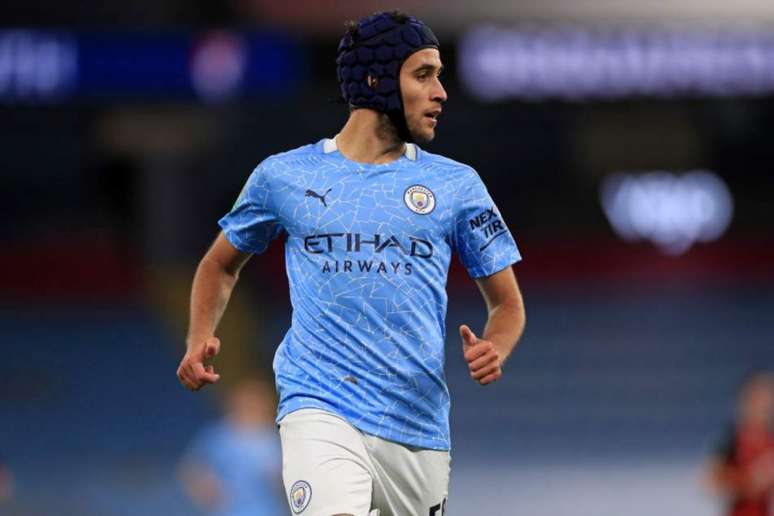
[219,138,521,450]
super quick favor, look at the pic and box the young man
[177,11,525,516]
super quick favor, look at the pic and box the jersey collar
[323,136,417,161]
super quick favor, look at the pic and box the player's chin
[409,126,436,144]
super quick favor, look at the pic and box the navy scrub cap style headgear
[336,11,440,142]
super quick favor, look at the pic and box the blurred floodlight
[190,31,246,102]
[0,31,77,102]
[600,171,733,255]
[460,26,774,101]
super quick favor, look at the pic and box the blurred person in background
[177,10,525,516]
[179,378,283,516]
[707,373,774,516]
[0,454,14,505]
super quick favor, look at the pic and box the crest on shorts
[290,480,312,513]
[404,185,435,215]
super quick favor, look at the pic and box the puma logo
[305,188,332,207]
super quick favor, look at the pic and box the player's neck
[336,108,406,164]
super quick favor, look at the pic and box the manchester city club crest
[403,185,436,215]
[290,480,312,513]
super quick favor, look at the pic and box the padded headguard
[336,11,439,142]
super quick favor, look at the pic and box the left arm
[460,266,525,385]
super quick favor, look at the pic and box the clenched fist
[177,337,221,391]
[460,325,502,385]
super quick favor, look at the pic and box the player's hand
[460,324,502,386]
[177,337,221,391]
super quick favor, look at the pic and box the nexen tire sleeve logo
[468,206,508,251]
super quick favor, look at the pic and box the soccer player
[177,11,525,516]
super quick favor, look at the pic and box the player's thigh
[363,435,450,516]
[280,409,374,516]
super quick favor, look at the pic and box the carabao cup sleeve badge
[404,185,436,215]
[290,480,312,513]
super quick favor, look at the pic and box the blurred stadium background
[2,1,774,515]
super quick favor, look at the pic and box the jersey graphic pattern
[219,139,521,450]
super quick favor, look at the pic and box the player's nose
[431,77,447,104]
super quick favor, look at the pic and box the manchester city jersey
[219,137,521,450]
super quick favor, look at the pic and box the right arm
[177,232,252,391]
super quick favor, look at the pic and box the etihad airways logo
[303,232,433,276]
[303,233,433,258]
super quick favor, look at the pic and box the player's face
[400,48,447,144]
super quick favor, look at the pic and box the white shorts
[279,409,450,516]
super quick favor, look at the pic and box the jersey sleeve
[452,168,522,278]
[218,162,283,254]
